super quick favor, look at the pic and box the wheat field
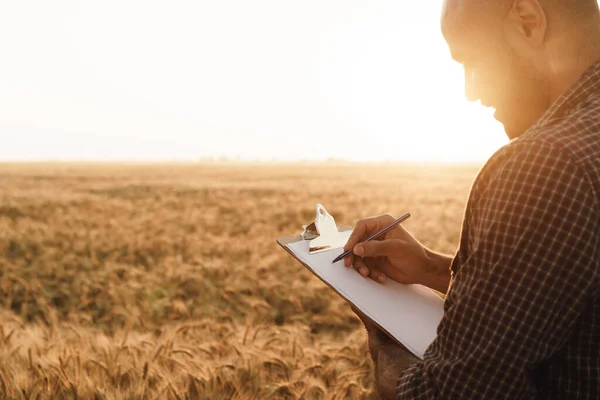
[0,162,479,399]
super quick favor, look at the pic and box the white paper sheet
[287,238,444,359]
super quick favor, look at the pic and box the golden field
[0,162,479,399]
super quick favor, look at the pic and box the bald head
[441,0,509,25]
[442,0,599,29]
[441,0,511,52]
[441,0,600,71]
[544,0,600,19]
[440,0,600,139]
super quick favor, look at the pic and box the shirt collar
[528,58,600,132]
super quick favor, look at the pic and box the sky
[0,0,508,163]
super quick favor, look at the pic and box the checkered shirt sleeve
[396,142,599,399]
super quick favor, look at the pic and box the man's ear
[506,0,547,45]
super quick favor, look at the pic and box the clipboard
[276,204,445,360]
[276,230,405,347]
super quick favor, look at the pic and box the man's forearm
[422,249,453,294]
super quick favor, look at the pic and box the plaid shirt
[397,61,600,399]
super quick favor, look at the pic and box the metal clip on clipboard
[301,204,352,254]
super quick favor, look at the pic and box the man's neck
[546,22,600,105]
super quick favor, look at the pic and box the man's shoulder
[480,91,600,181]
[524,92,600,165]
[474,138,569,187]
[472,132,598,206]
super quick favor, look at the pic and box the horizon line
[0,158,485,166]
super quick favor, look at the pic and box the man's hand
[344,214,452,293]
[352,306,420,400]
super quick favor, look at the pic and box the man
[344,0,600,398]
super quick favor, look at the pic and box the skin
[352,306,420,399]
[346,1,600,398]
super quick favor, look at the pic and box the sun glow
[0,1,507,163]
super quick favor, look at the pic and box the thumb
[354,239,398,258]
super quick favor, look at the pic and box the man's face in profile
[441,0,548,138]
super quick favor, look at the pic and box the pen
[331,212,411,264]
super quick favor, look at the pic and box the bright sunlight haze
[1,1,508,163]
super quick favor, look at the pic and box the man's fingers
[344,220,369,251]
[353,257,370,277]
[352,256,387,283]
[354,239,399,259]
[371,269,387,284]
[344,215,395,252]
[344,253,353,268]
